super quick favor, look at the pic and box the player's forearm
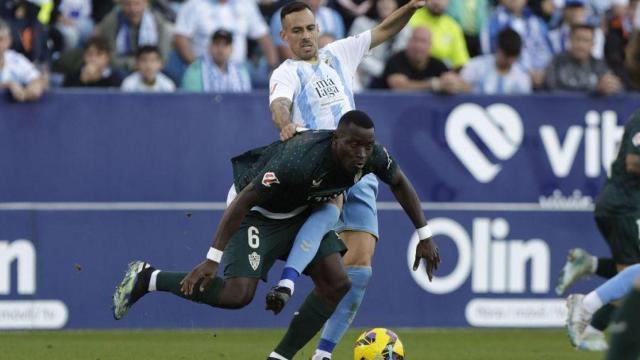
[370,1,419,49]
[270,97,293,130]
[210,184,258,251]
[389,169,427,229]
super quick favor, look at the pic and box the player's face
[281,9,319,61]
[334,124,376,176]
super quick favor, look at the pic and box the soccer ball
[353,328,404,360]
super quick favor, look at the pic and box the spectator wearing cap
[548,0,604,59]
[460,28,531,94]
[121,45,175,92]
[481,0,553,88]
[0,19,44,102]
[95,0,173,72]
[545,24,622,94]
[604,0,639,89]
[63,35,122,87]
[180,29,251,93]
[174,0,277,71]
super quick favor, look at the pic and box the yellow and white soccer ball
[353,328,405,360]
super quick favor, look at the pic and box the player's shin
[156,272,223,306]
[279,204,340,294]
[606,285,640,360]
[273,292,336,358]
[594,264,640,305]
[317,266,372,355]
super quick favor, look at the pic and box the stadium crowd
[1,0,640,102]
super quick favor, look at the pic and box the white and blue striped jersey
[0,50,40,86]
[269,31,371,130]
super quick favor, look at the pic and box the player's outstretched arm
[388,167,440,281]
[369,0,425,49]
[180,183,260,295]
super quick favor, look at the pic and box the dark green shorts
[221,210,347,281]
[595,216,640,265]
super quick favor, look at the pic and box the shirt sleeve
[174,2,197,37]
[246,1,268,39]
[323,30,372,76]
[269,64,298,104]
[368,144,398,185]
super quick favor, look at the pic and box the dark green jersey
[231,130,397,214]
[595,111,640,217]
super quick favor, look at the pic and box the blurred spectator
[121,44,174,92]
[181,29,251,92]
[548,0,604,59]
[52,0,93,50]
[270,0,345,61]
[90,0,114,23]
[174,0,277,70]
[409,0,469,69]
[625,30,640,89]
[528,0,560,25]
[381,26,462,93]
[0,19,44,101]
[446,0,489,57]
[63,35,122,87]
[318,32,337,48]
[460,28,531,94]
[481,0,553,88]
[604,0,638,89]
[332,0,372,30]
[4,0,50,66]
[94,0,173,72]
[545,24,622,94]
[349,0,410,88]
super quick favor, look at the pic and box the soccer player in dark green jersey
[112,110,440,360]
[558,109,640,350]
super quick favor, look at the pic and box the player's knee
[226,284,255,309]
[327,276,351,304]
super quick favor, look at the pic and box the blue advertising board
[0,91,638,329]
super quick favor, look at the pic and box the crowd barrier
[1,91,639,329]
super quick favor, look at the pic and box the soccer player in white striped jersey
[266,2,432,359]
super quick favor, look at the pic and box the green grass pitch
[0,328,604,359]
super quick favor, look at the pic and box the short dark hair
[136,45,161,59]
[497,28,522,57]
[84,35,112,54]
[281,1,313,23]
[570,23,595,35]
[336,110,375,136]
[211,29,233,44]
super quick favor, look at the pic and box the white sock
[278,279,295,295]
[268,352,288,360]
[590,256,598,273]
[148,270,160,292]
[312,350,332,359]
[583,291,604,314]
[584,324,604,335]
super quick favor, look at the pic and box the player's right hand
[412,238,440,282]
[280,123,297,141]
[180,260,218,295]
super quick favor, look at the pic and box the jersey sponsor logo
[633,132,640,147]
[261,172,280,187]
[314,78,340,99]
[248,251,261,271]
[446,103,523,183]
[311,178,324,187]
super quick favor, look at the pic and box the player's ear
[280,29,286,43]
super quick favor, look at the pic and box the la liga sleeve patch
[633,132,640,147]
[261,172,280,187]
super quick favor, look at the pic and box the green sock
[274,292,334,358]
[607,289,640,360]
[590,303,615,331]
[156,272,223,306]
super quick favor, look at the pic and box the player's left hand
[412,238,440,281]
[180,259,218,295]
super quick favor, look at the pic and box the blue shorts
[335,174,379,239]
